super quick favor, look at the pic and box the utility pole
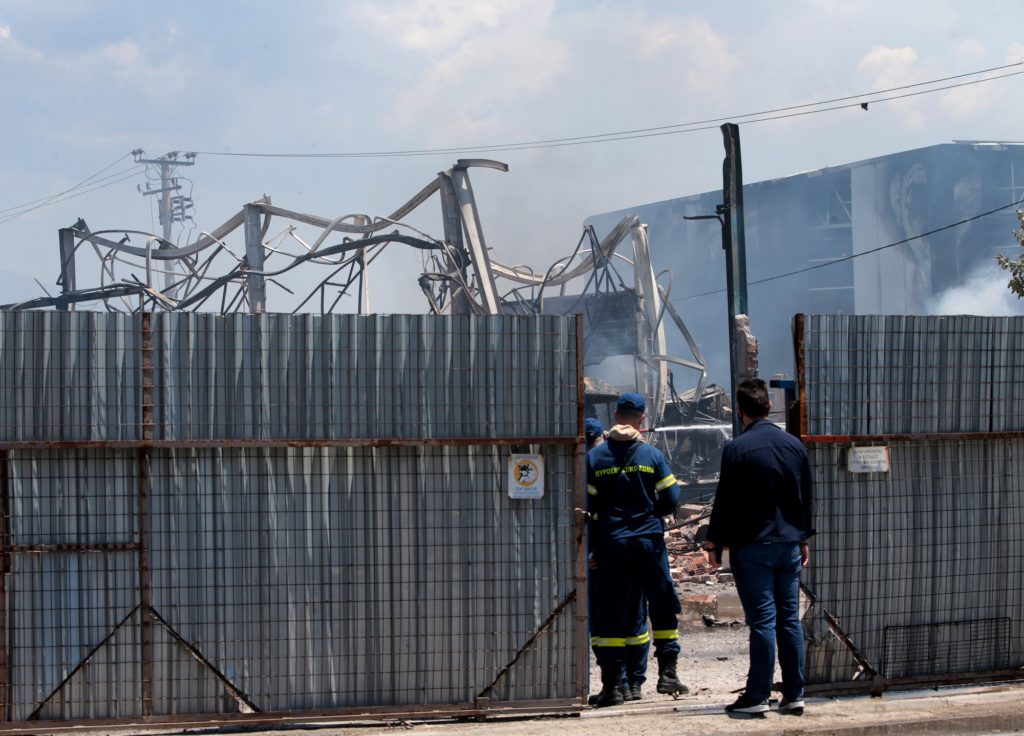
[133,150,196,295]
[682,124,751,437]
[720,123,750,438]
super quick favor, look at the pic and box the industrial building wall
[0,312,584,726]
[585,142,1024,389]
[797,314,1024,688]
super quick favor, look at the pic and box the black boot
[656,653,689,697]
[591,665,625,707]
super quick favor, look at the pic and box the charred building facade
[586,141,1024,390]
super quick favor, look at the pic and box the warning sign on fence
[847,446,890,473]
[508,453,545,499]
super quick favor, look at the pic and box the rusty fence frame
[0,313,589,732]
[792,313,1024,695]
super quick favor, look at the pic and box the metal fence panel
[798,314,1024,688]
[805,439,1024,684]
[801,314,1024,436]
[147,313,577,442]
[0,312,141,442]
[0,312,583,726]
[145,445,576,712]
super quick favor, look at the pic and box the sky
[1,0,1024,314]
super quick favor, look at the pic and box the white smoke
[927,261,1024,316]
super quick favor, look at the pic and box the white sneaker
[778,696,805,715]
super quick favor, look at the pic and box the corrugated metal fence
[0,312,586,729]
[796,314,1024,692]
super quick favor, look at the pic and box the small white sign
[848,446,890,473]
[509,454,545,499]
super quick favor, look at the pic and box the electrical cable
[190,63,1024,159]
[0,166,143,225]
[0,152,135,215]
[673,194,1024,302]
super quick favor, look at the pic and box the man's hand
[800,542,810,567]
[704,546,721,572]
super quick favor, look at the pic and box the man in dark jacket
[586,393,688,706]
[706,378,814,715]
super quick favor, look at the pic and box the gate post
[0,450,8,721]
[573,314,588,703]
[139,313,154,716]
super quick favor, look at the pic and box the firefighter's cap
[616,392,646,413]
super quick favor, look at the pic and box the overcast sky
[1,0,1023,313]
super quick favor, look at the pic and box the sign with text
[508,454,545,499]
[848,446,891,473]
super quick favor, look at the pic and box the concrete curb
[576,683,1024,736]
[783,710,1023,736]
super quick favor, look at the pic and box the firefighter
[586,393,688,706]
[585,416,652,705]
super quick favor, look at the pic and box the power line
[192,62,1024,159]
[673,195,1024,303]
[0,153,136,215]
[0,166,143,225]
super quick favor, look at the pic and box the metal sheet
[801,315,1024,437]
[799,314,1024,687]
[0,312,582,723]
[0,312,141,443]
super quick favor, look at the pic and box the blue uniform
[586,432,682,671]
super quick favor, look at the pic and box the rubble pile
[665,503,744,629]
[664,504,730,585]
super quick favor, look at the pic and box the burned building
[585,141,1024,390]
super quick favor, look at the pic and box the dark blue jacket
[586,436,681,543]
[707,419,815,548]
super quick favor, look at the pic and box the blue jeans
[730,541,804,702]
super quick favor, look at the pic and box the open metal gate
[795,314,1024,693]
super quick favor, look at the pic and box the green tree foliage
[996,209,1024,298]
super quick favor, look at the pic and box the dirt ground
[586,578,755,704]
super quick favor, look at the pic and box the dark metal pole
[720,123,749,437]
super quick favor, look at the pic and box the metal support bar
[0,451,8,722]
[802,584,878,678]
[573,313,588,704]
[477,590,577,699]
[243,204,267,313]
[631,225,670,426]
[451,165,502,314]
[57,229,77,310]
[139,313,154,716]
[0,699,583,735]
[0,436,584,451]
[438,172,475,314]
[7,544,140,554]
[27,607,141,720]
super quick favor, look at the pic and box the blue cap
[585,417,604,444]
[616,392,646,413]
